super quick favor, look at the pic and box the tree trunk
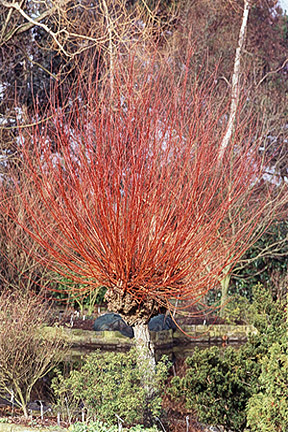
[217,0,251,162]
[220,271,232,318]
[133,322,157,403]
[133,322,156,372]
[14,386,29,418]
[105,287,158,382]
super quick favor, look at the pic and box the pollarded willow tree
[3,56,273,360]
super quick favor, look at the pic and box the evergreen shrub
[52,348,170,427]
[168,285,287,432]
[247,341,288,432]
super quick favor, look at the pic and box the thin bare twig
[256,57,288,88]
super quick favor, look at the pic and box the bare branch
[1,7,56,44]
[1,0,71,56]
[256,57,288,88]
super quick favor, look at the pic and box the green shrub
[69,420,159,432]
[223,294,252,324]
[248,284,286,337]
[51,275,107,316]
[169,344,261,431]
[247,341,288,432]
[52,348,170,427]
[168,285,287,432]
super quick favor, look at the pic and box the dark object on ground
[93,313,177,338]
[148,314,177,331]
[93,313,134,338]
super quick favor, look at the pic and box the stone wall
[48,324,256,355]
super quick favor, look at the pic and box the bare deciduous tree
[0,291,68,417]
[3,55,281,364]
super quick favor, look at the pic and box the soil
[0,410,205,432]
[60,316,95,331]
[0,411,69,430]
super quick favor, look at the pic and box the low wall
[45,324,256,356]
[173,324,256,344]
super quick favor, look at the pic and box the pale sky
[278,0,288,13]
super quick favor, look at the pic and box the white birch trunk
[218,0,251,162]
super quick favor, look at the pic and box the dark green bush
[169,285,287,432]
[247,341,288,432]
[52,348,170,427]
[169,344,260,431]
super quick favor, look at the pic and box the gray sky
[278,0,288,12]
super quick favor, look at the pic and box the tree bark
[101,0,114,96]
[105,287,161,326]
[218,0,251,162]
[133,322,156,404]
[133,322,156,373]
[220,271,232,318]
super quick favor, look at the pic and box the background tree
[217,172,288,314]
[219,220,288,310]
[0,166,55,295]
[170,0,288,109]
[0,0,176,181]
[0,0,175,113]
[166,0,288,310]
